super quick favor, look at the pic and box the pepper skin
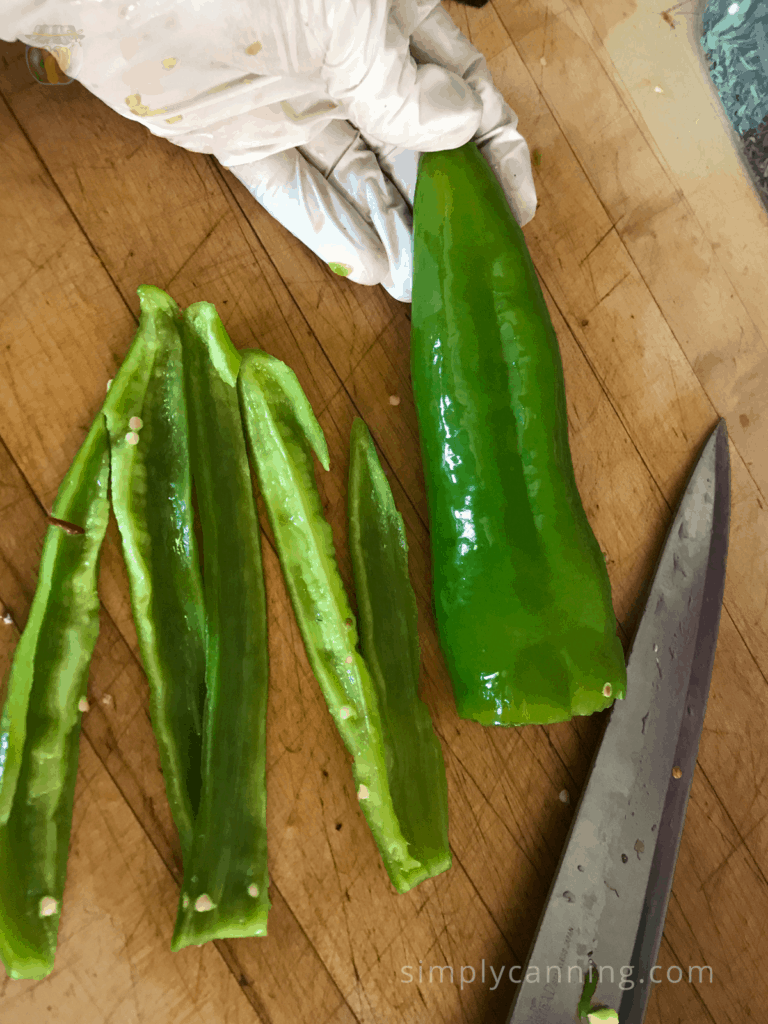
[410,143,627,727]
[237,352,425,892]
[171,304,270,949]
[0,414,110,979]
[348,418,451,890]
[103,286,207,864]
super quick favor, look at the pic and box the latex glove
[410,4,537,231]
[218,1,539,301]
[1,0,537,302]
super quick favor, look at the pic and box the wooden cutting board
[1,2,767,1021]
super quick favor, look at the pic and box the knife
[505,417,731,1023]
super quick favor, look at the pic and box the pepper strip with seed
[171,304,270,950]
[237,351,421,890]
[0,414,110,979]
[103,285,206,866]
[348,418,451,891]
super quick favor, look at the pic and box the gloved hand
[1,0,537,302]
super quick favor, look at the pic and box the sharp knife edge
[620,419,730,1023]
[506,420,728,1024]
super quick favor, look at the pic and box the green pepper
[348,418,451,890]
[577,964,599,1019]
[103,286,207,864]
[237,352,427,892]
[0,414,110,979]
[171,304,270,949]
[410,143,626,727]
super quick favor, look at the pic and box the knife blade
[505,418,731,1024]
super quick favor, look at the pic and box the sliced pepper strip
[171,304,270,950]
[103,285,206,864]
[347,418,451,891]
[237,351,422,890]
[0,413,110,980]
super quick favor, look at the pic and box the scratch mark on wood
[597,272,631,308]
[165,212,228,288]
[579,225,615,267]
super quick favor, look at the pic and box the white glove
[410,5,537,231]
[1,0,537,302]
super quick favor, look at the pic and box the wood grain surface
[1,1,767,1021]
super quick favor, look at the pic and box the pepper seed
[128,416,143,431]
[672,766,683,779]
[344,655,353,665]
[78,697,90,713]
[39,896,58,917]
[357,784,369,800]
[247,884,259,898]
[194,894,214,912]
[602,683,612,698]
[125,431,140,446]
[339,706,352,720]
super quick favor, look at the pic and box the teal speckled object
[702,0,768,133]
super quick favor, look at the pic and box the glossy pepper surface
[103,286,207,864]
[237,353,429,892]
[348,418,451,890]
[410,143,627,727]
[0,414,110,979]
[171,304,270,949]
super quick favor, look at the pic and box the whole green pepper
[348,418,451,890]
[0,414,110,979]
[171,304,270,949]
[237,352,426,892]
[103,286,207,864]
[410,143,627,726]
